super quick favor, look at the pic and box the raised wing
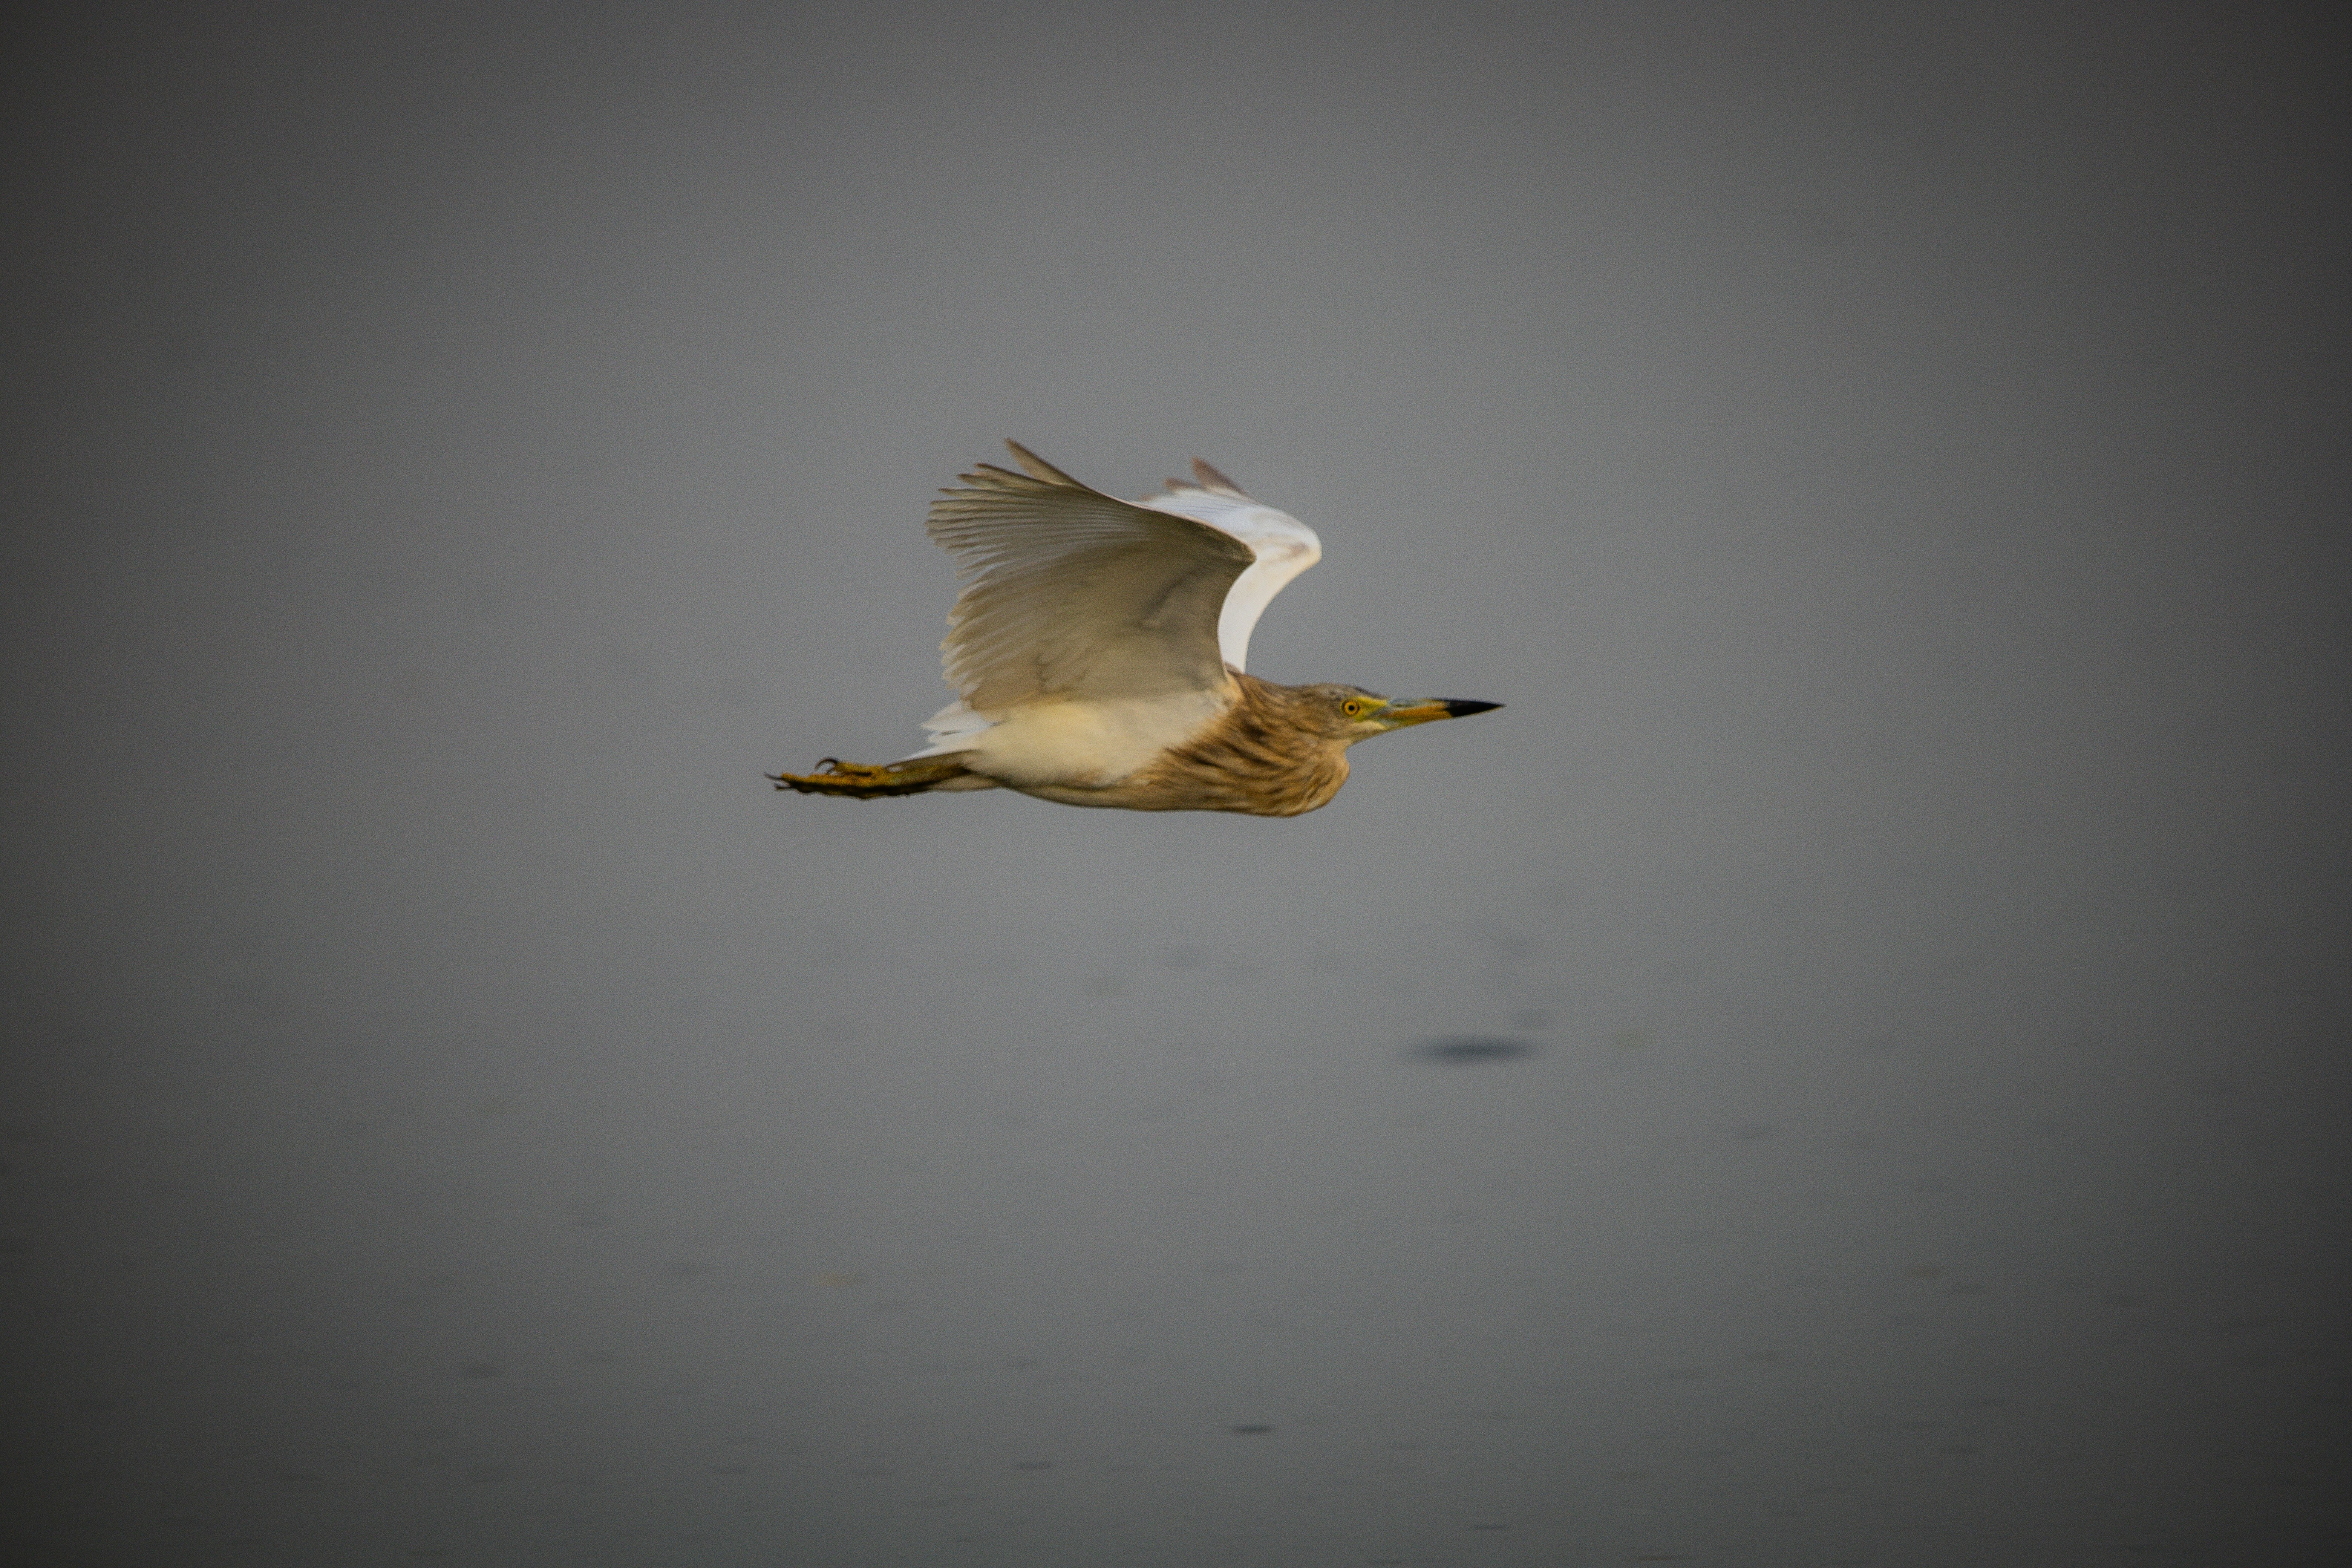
[926,443,1256,713]
[1134,458,1322,674]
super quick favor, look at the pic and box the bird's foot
[768,757,960,798]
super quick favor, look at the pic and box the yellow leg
[767,756,969,798]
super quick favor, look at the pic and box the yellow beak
[1380,698,1503,729]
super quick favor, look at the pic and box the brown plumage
[1118,674,1358,816]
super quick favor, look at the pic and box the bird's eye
[1341,699,1364,717]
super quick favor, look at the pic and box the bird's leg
[767,756,969,798]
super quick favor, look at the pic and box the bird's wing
[1133,458,1322,674]
[926,443,1316,712]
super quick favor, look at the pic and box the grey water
[6,5,2349,1564]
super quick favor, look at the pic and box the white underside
[904,685,1233,789]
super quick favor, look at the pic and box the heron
[769,443,1499,816]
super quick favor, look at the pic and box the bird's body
[770,444,1497,816]
[994,673,1357,815]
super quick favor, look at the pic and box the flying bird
[769,443,1499,816]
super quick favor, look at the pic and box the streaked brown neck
[1124,672,1351,816]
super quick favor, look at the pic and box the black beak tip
[1442,700,1503,718]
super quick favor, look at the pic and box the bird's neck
[1209,673,1352,816]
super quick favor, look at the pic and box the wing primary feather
[1003,440,1081,487]
[1190,457,1246,495]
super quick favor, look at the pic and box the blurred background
[5,3,2347,1563]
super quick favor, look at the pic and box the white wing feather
[922,445,1321,730]
[1133,457,1322,675]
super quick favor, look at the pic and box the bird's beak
[1381,697,1503,729]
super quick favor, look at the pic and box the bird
[768,442,1499,816]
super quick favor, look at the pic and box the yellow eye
[1341,699,1364,717]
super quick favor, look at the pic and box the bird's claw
[768,758,922,796]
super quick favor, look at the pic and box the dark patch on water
[1410,1037,1538,1065]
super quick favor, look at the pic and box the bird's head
[1302,684,1503,746]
